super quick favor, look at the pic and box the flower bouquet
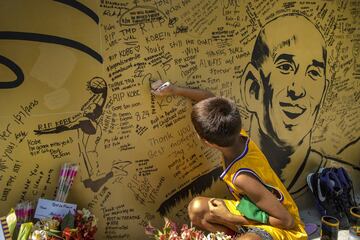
[145,218,234,240]
[31,208,97,240]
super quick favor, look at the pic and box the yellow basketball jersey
[221,130,307,239]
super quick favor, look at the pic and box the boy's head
[191,97,241,147]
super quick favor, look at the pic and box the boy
[151,81,307,240]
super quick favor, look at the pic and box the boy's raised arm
[151,80,215,103]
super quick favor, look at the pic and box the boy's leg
[235,233,262,240]
[188,196,235,235]
[237,227,273,240]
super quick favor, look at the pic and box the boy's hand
[208,198,231,220]
[151,80,176,96]
[150,80,215,102]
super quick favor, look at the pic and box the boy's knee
[188,197,208,224]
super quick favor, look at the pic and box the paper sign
[34,199,77,219]
[0,216,11,240]
[0,223,5,240]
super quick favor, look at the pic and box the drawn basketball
[88,77,107,93]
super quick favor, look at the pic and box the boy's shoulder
[240,129,248,137]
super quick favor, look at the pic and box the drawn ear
[320,78,330,107]
[241,63,263,113]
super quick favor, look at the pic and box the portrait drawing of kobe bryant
[240,13,359,196]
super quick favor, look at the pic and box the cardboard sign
[34,199,77,219]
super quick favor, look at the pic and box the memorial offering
[145,218,233,240]
[55,163,78,203]
[0,162,97,240]
[31,208,97,240]
[15,202,34,224]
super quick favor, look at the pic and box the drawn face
[255,17,327,146]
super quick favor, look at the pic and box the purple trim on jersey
[226,184,242,200]
[220,137,250,179]
[231,168,284,202]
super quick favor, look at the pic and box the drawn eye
[308,69,322,80]
[276,63,294,74]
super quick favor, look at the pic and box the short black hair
[251,13,327,71]
[251,29,270,70]
[191,97,241,147]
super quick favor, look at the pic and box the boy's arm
[151,81,215,102]
[234,173,295,229]
[207,199,256,230]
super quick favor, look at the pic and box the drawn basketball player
[34,77,131,192]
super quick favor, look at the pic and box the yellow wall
[0,0,359,238]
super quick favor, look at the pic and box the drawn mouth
[279,102,306,119]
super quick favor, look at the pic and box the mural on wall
[0,0,359,239]
[33,77,132,192]
[241,13,359,195]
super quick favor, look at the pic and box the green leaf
[47,230,64,239]
[60,211,75,231]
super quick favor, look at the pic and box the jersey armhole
[232,168,284,202]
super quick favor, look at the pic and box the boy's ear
[241,63,263,113]
[203,139,219,149]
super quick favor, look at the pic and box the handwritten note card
[34,199,77,219]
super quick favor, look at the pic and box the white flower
[206,232,233,240]
[31,230,47,240]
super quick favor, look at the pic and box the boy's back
[221,130,307,239]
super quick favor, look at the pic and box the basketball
[88,77,107,93]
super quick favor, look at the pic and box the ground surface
[296,188,359,239]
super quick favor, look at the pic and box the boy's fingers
[150,80,164,90]
[151,90,164,96]
[209,198,218,206]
